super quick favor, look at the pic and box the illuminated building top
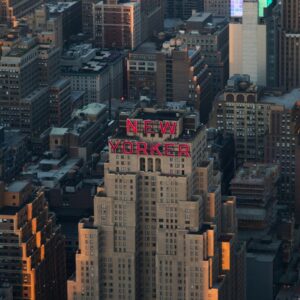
[231,0,273,17]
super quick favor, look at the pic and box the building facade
[68,107,245,300]
[93,0,142,50]
[211,75,270,166]
[177,12,229,93]
[0,181,67,299]
[279,0,300,91]
[0,37,49,136]
[0,0,43,25]
[229,0,267,86]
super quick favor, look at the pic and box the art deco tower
[68,107,245,300]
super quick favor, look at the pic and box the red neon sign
[109,140,191,157]
[126,119,177,135]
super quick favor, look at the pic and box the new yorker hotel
[91,107,226,300]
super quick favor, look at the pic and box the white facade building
[229,0,267,86]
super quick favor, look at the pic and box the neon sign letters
[108,119,191,157]
[126,119,177,135]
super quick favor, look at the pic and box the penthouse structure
[68,107,245,300]
[0,181,66,299]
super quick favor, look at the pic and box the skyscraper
[0,181,67,299]
[229,0,267,86]
[0,36,49,136]
[279,0,300,91]
[68,106,245,300]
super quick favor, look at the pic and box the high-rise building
[49,78,72,127]
[164,0,203,19]
[177,12,229,93]
[264,94,300,206]
[68,106,245,300]
[131,0,164,41]
[156,40,212,121]
[279,0,300,91]
[0,37,49,136]
[0,181,67,299]
[82,0,98,38]
[211,75,271,166]
[229,0,267,86]
[230,163,280,239]
[127,42,158,101]
[0,128,30,182]
[204,0,230,17]
[93,0,142,50]
[61,44,123,104]
[0,0,43,26]
[127,39,212,123]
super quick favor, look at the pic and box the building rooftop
[6,181,29,193]
[231,163,280,185]
[187,12,212,23]
[73,103,106,118]
[22,87,48,103]
[262,88,300,109]
[50,127,69,136]
[47,1,78,14]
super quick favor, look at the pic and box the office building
[27,5,64,50]
[0,37,49,136]
[0,0,43,26]
[279,0,300,91]
[156,40,212,123]
[263,91,300,206]
[93,0,142,50]
[229,0,267,86]
[61,44,123,103]
[82,0,98,38]
[68,107,245,300]
[128,39,212,123]
[230,0,274,17]
[127,42,158,101]
[211,75,271,165]
[207,129,235,194]
[131,0,164,41]
[47,1,82,44]
[0,127,29,182]
[204,0,230,17]
[164,0,203,19]
[38,44,61,85]
[49,79,72,127]
[0,181,67,299]
[49,103,109,161]
[177,12,229,93]
[230,163,280,238]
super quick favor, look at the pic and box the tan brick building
[68,107,245,300]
